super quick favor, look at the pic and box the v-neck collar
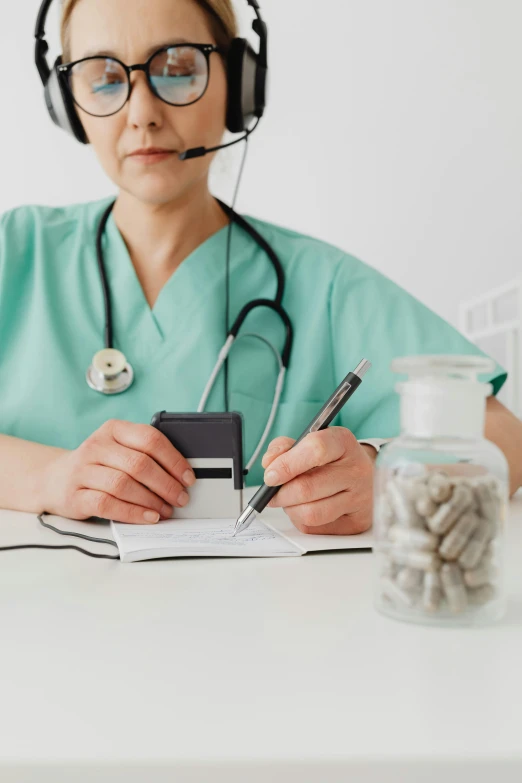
[102,205,253,360]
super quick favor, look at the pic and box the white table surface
[1,493,521,783]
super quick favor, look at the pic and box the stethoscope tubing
[94,198,293,361]
[89,198,295,468]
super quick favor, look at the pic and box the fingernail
[144,511,160,523]
[161,504,173,518]
[178,491,190,507]
[266,443,280,455]
[264,470,278,486]
[182,470,196,487]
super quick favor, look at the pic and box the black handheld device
[151,412,245,519]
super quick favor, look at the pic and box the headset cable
[0,513,120,560]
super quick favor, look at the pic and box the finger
[108,420,196,487]
[89,441,189,509]
[264,428,355,487]
[284,490,353,529]
[76,488,164,525]
[261,437,295,469]
[82,465,174,519]
[293,512,372,536]
[268,462,350,508]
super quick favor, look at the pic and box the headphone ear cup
[45,57,88,144]
[226,38,263,134]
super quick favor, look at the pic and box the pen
[232,358,372,537]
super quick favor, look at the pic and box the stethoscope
[86,199,294,471]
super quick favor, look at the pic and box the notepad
[111,508,373,563]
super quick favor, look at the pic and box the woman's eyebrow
[80,38,194,60]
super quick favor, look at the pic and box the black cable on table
[0,513,120,559]
[0,543,119,560]
[38,513,118,547]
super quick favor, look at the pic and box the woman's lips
[128,149,176,164]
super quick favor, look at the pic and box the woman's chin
[121,177,190,206]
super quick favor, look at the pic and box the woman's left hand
[261,427,376,535]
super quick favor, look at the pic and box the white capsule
[458,518,493,570]
[479,543,495,568]
[467,584,496,606]
[474,481,501,528]
[388,525,439,551]
[428,472,453,504]
[401,475,429,497]
[415,488,438,519]
[390,547,442,572]
[464,564,497,588]
[397,567,424,593]
[380,577,415,608]
[426,483,473,535]
[386,479,424,527]
[440,563,468,613]
[470,496,480,514]
[423,571,443,613]
[439,510,480,561]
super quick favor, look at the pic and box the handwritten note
[111,517,301,561]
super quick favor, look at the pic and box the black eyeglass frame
[57,43,224,117]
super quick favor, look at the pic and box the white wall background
[1,0,521,328]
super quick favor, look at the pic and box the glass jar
[373,355,509,626]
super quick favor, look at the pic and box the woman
[0,0,520,535]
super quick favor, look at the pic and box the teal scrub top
[0,196,507,486]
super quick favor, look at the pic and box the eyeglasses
[58,43,223,117]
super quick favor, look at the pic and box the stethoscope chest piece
[86,349,134,395]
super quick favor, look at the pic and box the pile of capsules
[376,470,503,616]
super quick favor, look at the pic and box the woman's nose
[126,72,164,129]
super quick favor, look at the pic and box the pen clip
[308,382,352,433]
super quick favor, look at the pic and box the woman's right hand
[40,419,196,524]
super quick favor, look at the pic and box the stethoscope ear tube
[216,199,286,306]
[245,365,286,471]
[95,201,117,351]
[197,335,235,413]
[230,299,293,368]
[198,330,288,472]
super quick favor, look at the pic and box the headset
[34,0,268,147]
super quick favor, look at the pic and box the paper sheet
[111,517,301,560]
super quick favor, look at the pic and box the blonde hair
[61,0,238,61]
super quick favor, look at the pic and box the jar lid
[391,355,494,438]
[391,354,495,381]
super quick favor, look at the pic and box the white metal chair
[459,279,521,417]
